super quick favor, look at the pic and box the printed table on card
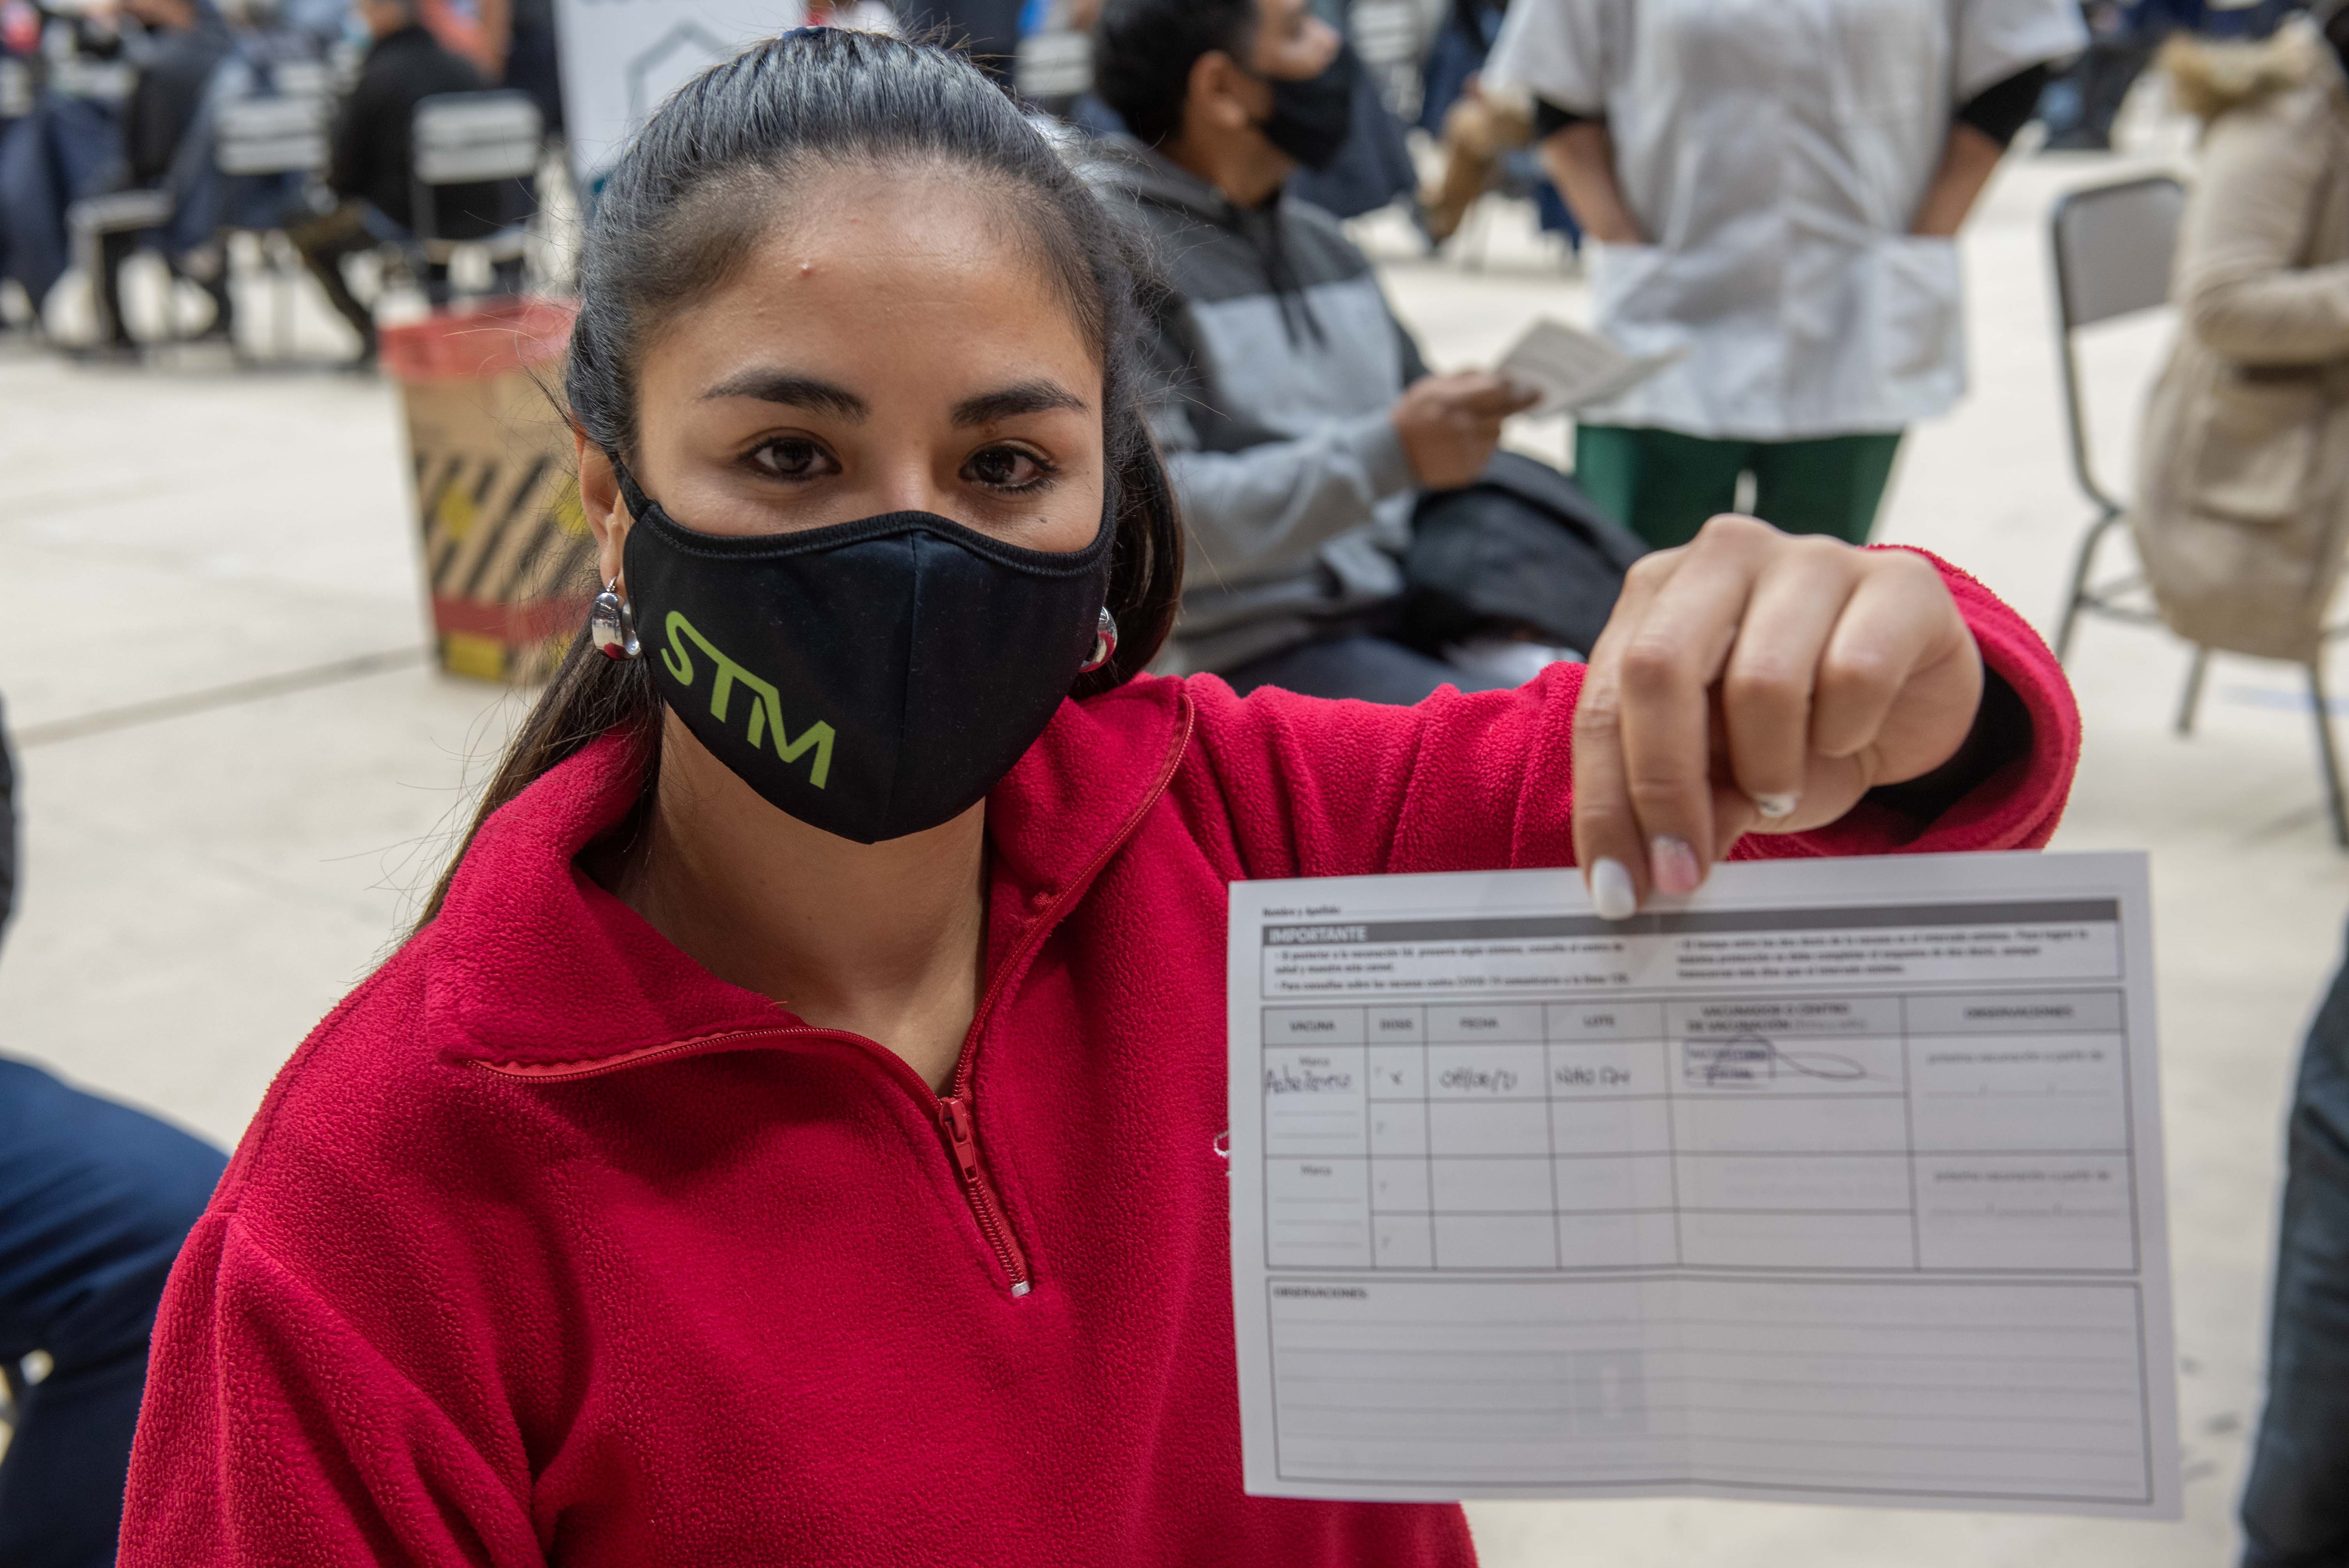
[1226,852,2180,1517]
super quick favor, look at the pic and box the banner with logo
[552,0,809,190]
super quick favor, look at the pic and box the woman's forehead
[702,179,1090,346]
[641,182,1101,409]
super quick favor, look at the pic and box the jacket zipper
[938,1094,1030,1296]
[933,694,1196,1296]
[476,692,1197,1303]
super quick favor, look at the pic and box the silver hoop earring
[590,577,640,660]
[1078,606,1118,673]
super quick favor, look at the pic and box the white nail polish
[1590,857,1637,921]
[1753,792,1799,820]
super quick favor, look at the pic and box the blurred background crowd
[0,0,2310,363]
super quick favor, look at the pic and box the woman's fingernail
[1650,835,1702,896]
[1590,857,1638,921]
[1753,792,1799,820]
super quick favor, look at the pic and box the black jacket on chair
[327,23,492,236]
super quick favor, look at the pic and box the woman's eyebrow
[952,380,1090,427]
[700,370,868,420]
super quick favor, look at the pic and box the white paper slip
[1226,851,2179,1518]
[1495,318,1684,415]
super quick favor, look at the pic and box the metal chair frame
[408,91,541,296]
[2049,172,2349,845]
[67,187,179,349]
[211,90,331,361]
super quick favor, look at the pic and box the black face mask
[614,462,1114,844]
[1257,43,1357,173]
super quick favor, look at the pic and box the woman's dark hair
[417,28,1183,924]
[1092,0,1259,148]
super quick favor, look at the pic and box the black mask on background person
[1257,43,1357,172]
[612,460,1114,844]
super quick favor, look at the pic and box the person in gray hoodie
[1090,0,1555,702]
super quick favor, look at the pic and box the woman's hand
[1571,515,1985,918]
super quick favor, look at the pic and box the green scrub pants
[1573,425,1906,550]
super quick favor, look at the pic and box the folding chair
[409,90,542,301]
[67,187,175,345]
[0,56,33,121]
[1350,0,1425,121]
[213,91,330,358]
[216,92,328,178]
[2050,172,2349,845]
[268,58,334,99]
[1013,29,1092,102]
[49,56,132,105]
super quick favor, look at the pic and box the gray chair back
[51,58,132,103]
[2049,174,2186,514]
[69,188,173,235]
[2052,174,2186,332]
[1351,0,1424,67]
[1014,30,1092,99]
[409,89,541,256]
[412,91,543,187]
[271,59,334,98]
[215,93,329,178]
[0,57,32,120]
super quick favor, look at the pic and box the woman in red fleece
[120,27,2077,1568]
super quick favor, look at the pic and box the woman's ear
[576,433,629,589]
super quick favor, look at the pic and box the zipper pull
[938,1094,1032,1296]
[940,1095,985,1186]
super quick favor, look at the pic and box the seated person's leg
[94,230,139,348]
[2241,939,2349,1568]
[1573,424,1745,550]
[285,204,381,355]
[200,272,233,339]
[1221,632,1515,705]
[0,1059,226,1568]
[173,242,234,341]
[1747,432,1904,545]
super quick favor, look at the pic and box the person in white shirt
[1486,0,2085,548]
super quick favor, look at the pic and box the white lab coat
[1486,0,2085,440]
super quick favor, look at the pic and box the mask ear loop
[602,447,658,527]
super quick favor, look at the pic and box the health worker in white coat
[1486,0,2085,548]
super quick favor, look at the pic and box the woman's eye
[964,445,1053,491]
[749,438,834,481]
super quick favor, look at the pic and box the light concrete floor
[1,138,2341,1566]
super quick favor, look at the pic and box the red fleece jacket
[120,557,2078,1567]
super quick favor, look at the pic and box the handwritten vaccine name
[1265,1059,1354,1094]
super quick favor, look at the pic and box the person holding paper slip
[1087,0,1651,703]
[1486,0,2085,550]
[117,29,2080,1567]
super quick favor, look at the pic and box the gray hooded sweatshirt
[1086,136,1429,674]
